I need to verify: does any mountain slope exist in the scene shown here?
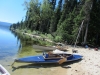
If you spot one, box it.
[0,21,12,30]
[0,21,12,26]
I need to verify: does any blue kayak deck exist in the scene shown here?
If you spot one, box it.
[17,54,82,63]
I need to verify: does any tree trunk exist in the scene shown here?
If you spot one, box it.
[83,23,88,45]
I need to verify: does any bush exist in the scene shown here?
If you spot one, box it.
[54,36,62,42]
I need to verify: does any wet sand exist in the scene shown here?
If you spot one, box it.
[10,63,68,75]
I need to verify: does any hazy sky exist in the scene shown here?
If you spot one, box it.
[0,0,27,23]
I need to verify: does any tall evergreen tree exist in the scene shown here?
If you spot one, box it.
[10,0,100,46]
[39,0,53,33]
[49,0,62,33]
[88,0,100,45]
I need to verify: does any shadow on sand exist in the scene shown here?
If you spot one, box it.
[12,59,82,72]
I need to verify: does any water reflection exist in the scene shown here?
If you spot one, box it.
[0,29,20,60]
[10,29,55,58]
[10,31,38,58]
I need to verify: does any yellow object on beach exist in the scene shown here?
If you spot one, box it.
[58,58,67,64]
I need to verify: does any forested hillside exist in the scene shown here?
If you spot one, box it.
[10,0,100,46]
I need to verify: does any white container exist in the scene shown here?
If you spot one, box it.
[0,64,10,75]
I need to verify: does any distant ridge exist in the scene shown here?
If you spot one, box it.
[0,21,12,26]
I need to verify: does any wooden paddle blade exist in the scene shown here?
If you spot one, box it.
[58,58,67,64]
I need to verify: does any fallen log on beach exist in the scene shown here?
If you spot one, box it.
[33,45,56,52]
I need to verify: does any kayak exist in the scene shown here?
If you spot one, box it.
[14,52,83,64]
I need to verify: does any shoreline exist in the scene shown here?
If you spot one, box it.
[11,29,54,43]
[10,29,100,75]
[1,46,100,75]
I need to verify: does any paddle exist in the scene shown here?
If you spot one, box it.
[11,59,17,66]
[58,57,67,64]
[11,61,15,66]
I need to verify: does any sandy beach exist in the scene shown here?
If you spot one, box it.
[66,46,100,75]
[2,46,100,75]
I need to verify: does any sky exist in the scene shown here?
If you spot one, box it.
[0,0,27,23]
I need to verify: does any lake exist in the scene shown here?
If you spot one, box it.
[0,26,19,73]
[0,24,67,75]
[0,24,39,74]
[0,27,20,62]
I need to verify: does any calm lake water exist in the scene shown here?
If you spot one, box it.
[0,25,39,73]
[0,25,67,75]
[0,27,20,62]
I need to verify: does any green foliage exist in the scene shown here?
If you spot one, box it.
[27,30,32,34]
[54,36,62,42]
[10,0,100,46]
[46,34,53,40]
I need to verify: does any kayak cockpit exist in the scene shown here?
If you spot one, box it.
[43,52,73,60]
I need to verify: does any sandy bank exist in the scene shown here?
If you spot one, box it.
[67,46,100,75]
